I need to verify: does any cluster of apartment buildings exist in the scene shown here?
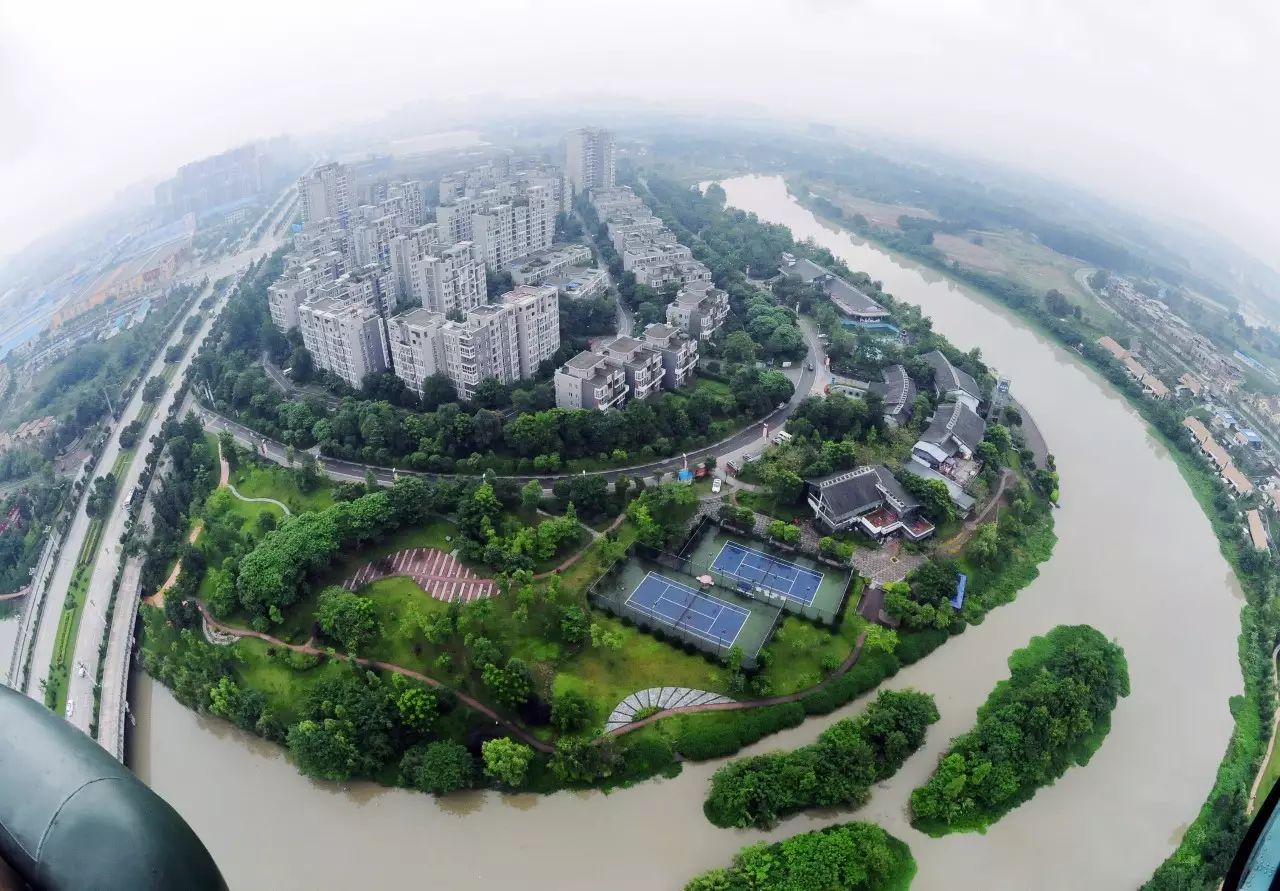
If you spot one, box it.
[554,324,699,411]
[1101,278,1243,395]
[589,185,730,339]
[267,130,621,395]
[1097,336,1171,399]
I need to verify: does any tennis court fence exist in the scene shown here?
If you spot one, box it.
[636,540,847,626]
[587,552,778,667]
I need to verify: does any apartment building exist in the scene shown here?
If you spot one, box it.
[298,297,389,389]
[600,335,665,401]
[267,277,311,331]
[666,281,729,340]
[554,351,629,410]
[641,323,699,390]
[409,241,487,316]
[565,127,616,195]
[298,163,352,226]
[385,309,447,395]
[441,304,521,401]
[471,186,556,268]
[501,285,561,377]
[506,244,593,286]
[436,196,485,245]
[386,181,424,227]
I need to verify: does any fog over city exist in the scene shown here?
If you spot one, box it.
[2,0,1277,267]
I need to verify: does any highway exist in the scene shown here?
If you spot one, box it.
[20,196,291,730]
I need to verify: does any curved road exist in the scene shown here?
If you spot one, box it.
[203,323,822,488]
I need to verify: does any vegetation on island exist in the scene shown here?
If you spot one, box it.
[683,822,916,891]
[703,689,939,829]
[909,624,1129,834]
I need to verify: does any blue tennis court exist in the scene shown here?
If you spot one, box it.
[624,572,749,647]
[711,541,825,605]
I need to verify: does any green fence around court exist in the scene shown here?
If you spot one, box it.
[588,552,781,669]
[670,518,854,626]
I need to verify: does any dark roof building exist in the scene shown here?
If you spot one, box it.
[805,465,934,541]
[870,364,917,427]
[922,350,981,410]
[913,400,987,466]
[780,255,890,322]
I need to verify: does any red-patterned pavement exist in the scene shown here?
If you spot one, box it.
[343,547,496,602]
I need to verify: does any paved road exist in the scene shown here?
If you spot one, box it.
[23,205,289,723]
[204,316,825,488]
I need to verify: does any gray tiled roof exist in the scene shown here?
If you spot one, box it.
[923,351,981,401]
[808,465,918,518]
[870,364,917,419]
[920,401,987,452]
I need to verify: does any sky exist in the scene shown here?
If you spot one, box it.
[2,0,1278,270]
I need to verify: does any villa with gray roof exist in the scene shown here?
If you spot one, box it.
[870,364,918,427]
[666,281,730,340]
[913,400,987,467]
[806,465,935,542]
[922,350,982,411]
[780,255,890,324]
[641,323,699,390]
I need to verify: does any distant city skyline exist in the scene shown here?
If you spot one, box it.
[3,0,1278,280]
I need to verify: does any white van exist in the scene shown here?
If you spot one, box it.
[773,430,793,445]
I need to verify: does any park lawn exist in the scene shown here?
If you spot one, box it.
[232,636,351,724]
[734,489,808,523]
[551,613,729,731]
[223,495,284,533]
[758,613,866,696]
[230,463,333,514]
[693,377,733,400]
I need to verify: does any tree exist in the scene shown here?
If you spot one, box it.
[399,741,475,794]
[141,375,166,403]
[965,523,1003,570]
[723,331,757,365]
[391,678,439,735]
[551,690,592,732]
[287,718,359,781]
[590,623,624,651]
[482,737,534,787]
[901,473,955,525]
[315,587,380,654]
[482,659,532,707]
[419,373,457,411]
[521,479,543,510]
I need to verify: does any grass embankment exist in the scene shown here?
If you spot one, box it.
[230,463,334,513]
[46,447,139,712]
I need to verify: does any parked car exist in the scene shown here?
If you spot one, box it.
[711,477,723,494]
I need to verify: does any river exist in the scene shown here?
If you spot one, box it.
[128,173,1243,890]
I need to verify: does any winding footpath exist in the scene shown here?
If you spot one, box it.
[196,603,555,753]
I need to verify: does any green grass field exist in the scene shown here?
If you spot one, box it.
[230,463,334,514]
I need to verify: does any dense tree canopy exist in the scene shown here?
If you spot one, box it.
[910,625,1129,832]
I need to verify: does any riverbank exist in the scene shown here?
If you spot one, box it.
[782,173,1268,887]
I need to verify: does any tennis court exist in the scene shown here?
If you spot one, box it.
[711,540,825,605]
[625,571,749,648]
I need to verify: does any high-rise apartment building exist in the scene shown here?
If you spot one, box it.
[565,128,616,196]
[441,304,521,401]
[501,285,560,377]
[297,297,389,388]
[409,241,487,316]
[471,186,556,268]
[298,163,352,226]
[386,181,425,227]
[385,308,447,395]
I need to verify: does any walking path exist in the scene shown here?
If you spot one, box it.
[532,513,626,580]
[196,603,554,753]
[940,468,1015,556]
[605,688,733,732]
[226,483,292,516]
[607,630,868,736]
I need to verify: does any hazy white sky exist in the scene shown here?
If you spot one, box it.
[2,0,1278,266]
